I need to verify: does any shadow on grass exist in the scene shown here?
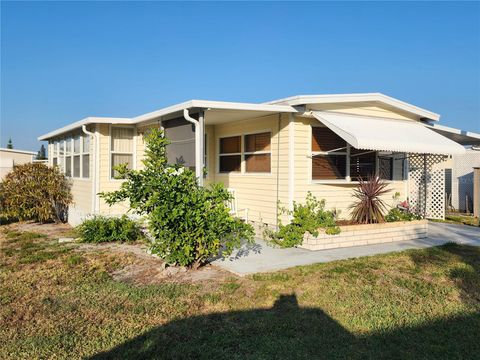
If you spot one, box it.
[90,294,480,360]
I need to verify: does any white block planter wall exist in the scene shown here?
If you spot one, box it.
[300,220,428,251]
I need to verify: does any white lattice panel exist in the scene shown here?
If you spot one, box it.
[408,155,447,220]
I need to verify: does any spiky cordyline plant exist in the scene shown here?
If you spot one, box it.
[349,175,390,224]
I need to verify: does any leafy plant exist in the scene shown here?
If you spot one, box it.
[349,175,390,224]
[76,215,144,243]
[385,208,422,222]
[265,192,340,248]
[100,128,254,267]
[0,163,72,223]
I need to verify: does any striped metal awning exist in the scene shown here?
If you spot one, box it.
[312,111,466,155]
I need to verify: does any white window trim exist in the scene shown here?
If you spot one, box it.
[58,138,64,173]
[53,134,91,181]
[217,130,273,176]
[65,137,73,178]
[81,134,90,179]
[243,130,273,174]
[109,125,136,181]
[71,135,81,179]
[217,133,242,174]
[310,125,393,184]
[51,141,58,167]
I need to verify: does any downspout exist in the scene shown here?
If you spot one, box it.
[183,109,204,185]
[288,113,295,220]
[276,114,281,226]
[82,125,97,214]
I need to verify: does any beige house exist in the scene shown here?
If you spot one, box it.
[0,148,37,180]
[38,93,480,226]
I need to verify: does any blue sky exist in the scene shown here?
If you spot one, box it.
[1,1,479,151]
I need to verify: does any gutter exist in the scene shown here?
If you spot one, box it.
[183,109,205,185]
[81,125,98,214]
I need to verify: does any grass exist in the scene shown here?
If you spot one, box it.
[1,226,479,359]
[432,213,480,227]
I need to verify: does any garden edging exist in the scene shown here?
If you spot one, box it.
[300,220,428,251]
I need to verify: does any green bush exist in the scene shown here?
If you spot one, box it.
[76,215,143,243]
[385,208,422,222]
[0,163,72,223]
[265,192,340,248]
[100,128,254,267]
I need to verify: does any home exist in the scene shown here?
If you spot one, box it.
[38,93,480,227]
[444,146,480,213]
[0,148,38,180]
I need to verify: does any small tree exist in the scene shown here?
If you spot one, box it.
[6,137,13,149]
[37,144,47,160]
[349,175,390,224]
[100,128,254,267]
[0,163,72,222]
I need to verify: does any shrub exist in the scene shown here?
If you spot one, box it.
[349,175,390,224]
[265,192,340,248]
[77,215,143,243]
[0,163,72,223]
[385,208,422,222]
[100,128,254,267]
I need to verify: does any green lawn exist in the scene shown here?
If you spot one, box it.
[1,225,479,359]
[432,214,480,227]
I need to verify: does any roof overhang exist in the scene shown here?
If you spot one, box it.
[38,101,296,141]
[422,122,480,146]
[133,100,296,125]
[0,148,37,155]
[312,111,465,155]
[267,93,440,121]
[38,117,133,141]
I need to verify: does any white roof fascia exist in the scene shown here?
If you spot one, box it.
[38,117,132,141]
[312,111,465,155]
[423,123,480,142]
[132,99,297,124]
[266,93,440,121]
[39,100,296,141]
[0,148,37,155]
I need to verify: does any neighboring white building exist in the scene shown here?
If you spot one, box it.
[446,147,480,212]
[0,148,37,180]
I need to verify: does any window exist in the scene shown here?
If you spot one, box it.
[82,135,90,178]
[59,140,65,172]
[73,136,81,177]
[65,138,72,176]
[65,138,72,177]
[244,132,271,173]
[379,156,393,180]
[111,127,134,178]
[311,127,347,180]
[219,136,241,173]
[350,148,376,181]
[52,141,58,167]
[311,126,381,181]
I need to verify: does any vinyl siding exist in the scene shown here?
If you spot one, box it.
[81,104,412,225]
[293,116,408,219]
[69,178,93,224]
[309,104,419,121]
[97,123,132,215]
[211,113,290,225]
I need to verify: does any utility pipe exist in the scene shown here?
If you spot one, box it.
[183,109,204,185]
[82,125,97,214]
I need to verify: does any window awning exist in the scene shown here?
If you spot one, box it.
[312,111,466,155]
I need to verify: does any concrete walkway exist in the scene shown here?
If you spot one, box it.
[213,222,480,276]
